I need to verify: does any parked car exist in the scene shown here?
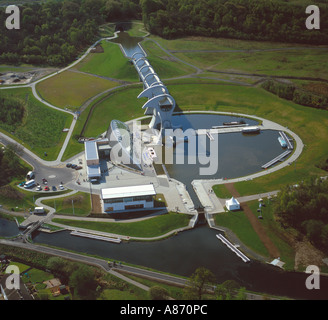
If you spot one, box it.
[52,186,57,191]
[44,186,49,191]
[36,186,42,191]
[59,184,65,190]
[71,164,77,169]
[66,163,72,168]
[75,166,82,170]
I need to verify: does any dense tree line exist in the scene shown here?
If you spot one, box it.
[274,178,328,252]
[141,0,328,44]
[0,144,27,186]
[183,267,247,300]
[261,80,328,110]
[0,0,141,66]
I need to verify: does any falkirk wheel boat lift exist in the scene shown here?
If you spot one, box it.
[106,51,182,173]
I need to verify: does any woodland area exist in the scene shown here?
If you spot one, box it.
[0,144,28,186]
[141,0,328,44]
[274,179,328,253]
[261,80,328,110]
[0,0,141,66]
[1,0,327,66]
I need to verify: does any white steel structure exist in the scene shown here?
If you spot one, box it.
[131,52,175,137]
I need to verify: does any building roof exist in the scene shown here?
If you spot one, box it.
[85,141,99,161]
[87,165,101,177]
[101,184,156,200]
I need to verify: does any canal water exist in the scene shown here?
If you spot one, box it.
[167,113,284,207]
[1,219,328,299]
[110,31,145,58]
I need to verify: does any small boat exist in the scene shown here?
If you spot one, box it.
[242,126,260,134]
[278,136,287,148]
[223,120,246,126]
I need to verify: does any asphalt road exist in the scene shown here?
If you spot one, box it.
[0,133,76,189]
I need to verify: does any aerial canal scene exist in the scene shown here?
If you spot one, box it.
[1,0,328,304]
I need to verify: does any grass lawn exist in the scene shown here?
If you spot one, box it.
[174,49,328,80]
[215,199,296,270]
[98,288,148,300]
[0,87,72,160]
[151,35,305,52]
[52,212,191,238]
[82,85,144,137]
[141,40,195,79]
[0,64,36,73]
[41,192,91,216]
[9,261,30,273]
[61,84,144,161]
[152,35,328,80]
[75,40,138,82]
[0,180,71,212]
[247,200,295,270]
[21,268,54,284]
[36,70,118,110]
[126,274,187,300]
[214,208,270,258]
[212,185,233,199]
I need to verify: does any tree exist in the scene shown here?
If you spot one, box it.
[47,257,72,282]
[149,286,170,300]
[183,267,215,300]
[214,280,245,300]
[69,265,98,299]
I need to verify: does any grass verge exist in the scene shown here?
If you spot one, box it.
[41,192,91,217]
[36,70,118,111]
[52,212,191,238]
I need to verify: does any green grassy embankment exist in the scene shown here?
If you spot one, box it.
[52,213,191,239]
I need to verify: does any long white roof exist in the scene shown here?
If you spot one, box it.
[85,141,99,161]
[87,165,101,177]
[101,184,156,200]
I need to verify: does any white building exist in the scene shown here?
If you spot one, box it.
[225,197,240,211]
[85,141,99,166]
[85,141,101,179]
[101,184,156,212]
